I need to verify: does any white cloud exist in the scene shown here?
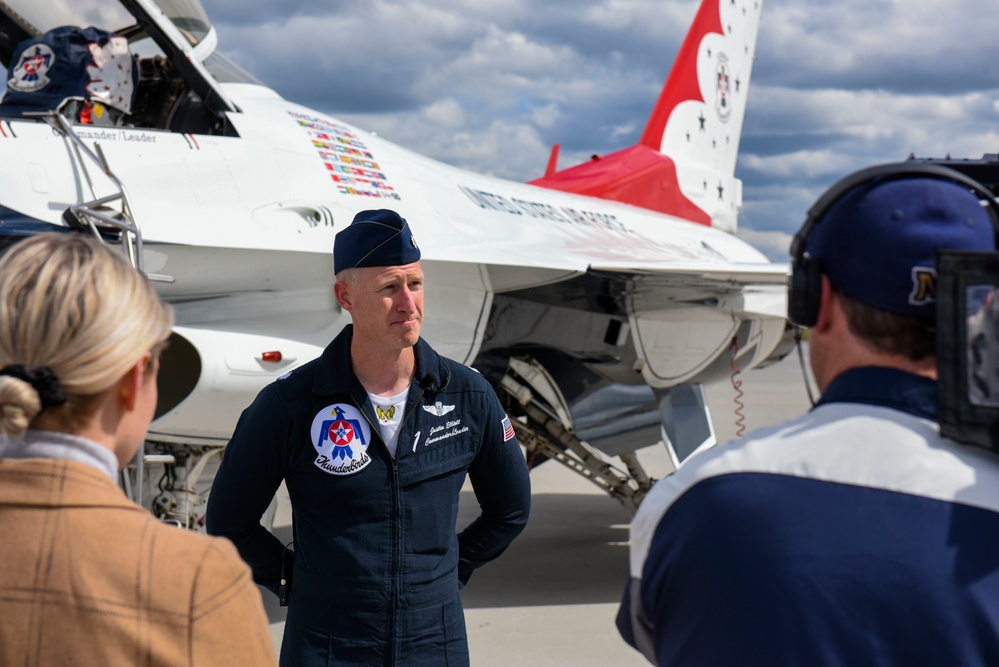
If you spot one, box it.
[740,150,854,180]
[736,228,795,262]
[421,99,466,128]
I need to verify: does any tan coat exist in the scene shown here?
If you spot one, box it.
[0,457,276,666]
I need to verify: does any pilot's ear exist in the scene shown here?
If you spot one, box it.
[334,280,352,312]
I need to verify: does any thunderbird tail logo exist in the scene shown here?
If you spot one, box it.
[423,401,455,417]
[715,54,731,123]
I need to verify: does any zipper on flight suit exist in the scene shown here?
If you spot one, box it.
[359,385,426,664]
[391,385,426,663]
[356,398,405,664]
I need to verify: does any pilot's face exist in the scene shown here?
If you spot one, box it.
[338,262,424,351]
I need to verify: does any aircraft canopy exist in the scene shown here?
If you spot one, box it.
[0,0,212,50]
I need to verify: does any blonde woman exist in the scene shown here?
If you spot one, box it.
[0,234,275,666]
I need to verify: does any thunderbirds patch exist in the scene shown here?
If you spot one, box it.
[9,44,55,93]
[310,403,372,476]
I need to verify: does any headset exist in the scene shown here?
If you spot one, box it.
[787,162,999,327]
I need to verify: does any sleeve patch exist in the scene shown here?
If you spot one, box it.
[502,415,516,442]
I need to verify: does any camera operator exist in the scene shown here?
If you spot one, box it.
[617,164,999,666]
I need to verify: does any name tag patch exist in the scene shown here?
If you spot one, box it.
[425,419,469,446]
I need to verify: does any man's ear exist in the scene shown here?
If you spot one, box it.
[334,280,352,313]
[813,275,837,333]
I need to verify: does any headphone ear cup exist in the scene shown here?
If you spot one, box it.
[788,254,822,327]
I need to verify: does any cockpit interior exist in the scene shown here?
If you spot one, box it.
[0,0,252,135]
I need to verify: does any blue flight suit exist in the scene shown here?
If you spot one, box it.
[207,325,531,666]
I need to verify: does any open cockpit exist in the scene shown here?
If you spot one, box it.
[0,0,252,135]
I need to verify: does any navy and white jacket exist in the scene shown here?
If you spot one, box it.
[618,367,999,666]
[207,325,531,666]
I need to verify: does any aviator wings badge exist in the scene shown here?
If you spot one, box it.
[422,401,455,417]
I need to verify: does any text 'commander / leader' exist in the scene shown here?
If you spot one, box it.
[207,208,531,666]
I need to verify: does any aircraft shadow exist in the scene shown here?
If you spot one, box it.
[458,489,634,610]
[257,489,634,624]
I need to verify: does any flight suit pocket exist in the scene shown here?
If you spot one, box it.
[399,594,469,666]
[400,448,474,557]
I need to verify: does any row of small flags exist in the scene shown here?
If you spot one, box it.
[290,111,400,201]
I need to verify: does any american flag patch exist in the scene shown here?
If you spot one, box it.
[502,415,515,442]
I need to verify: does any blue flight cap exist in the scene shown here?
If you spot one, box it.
[807,177,996,320]
[333,209,420,274]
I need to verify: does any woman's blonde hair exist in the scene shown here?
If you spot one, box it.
[0,233,174,436]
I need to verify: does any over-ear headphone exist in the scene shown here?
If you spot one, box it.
[788,162,999,327]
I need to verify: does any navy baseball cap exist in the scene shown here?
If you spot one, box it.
[807,176,996,319]
[333,209,420,274]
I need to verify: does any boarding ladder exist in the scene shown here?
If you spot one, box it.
[500,356,654,512]
[41,108,177,515]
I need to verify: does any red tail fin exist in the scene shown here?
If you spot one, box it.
[529,0,762,232]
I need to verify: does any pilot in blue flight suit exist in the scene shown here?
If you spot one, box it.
[207,209,531,666]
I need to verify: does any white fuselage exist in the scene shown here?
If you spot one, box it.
[0,82,786,443]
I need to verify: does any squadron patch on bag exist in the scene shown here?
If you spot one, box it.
[9,44,56,93]
[310,403,372,476]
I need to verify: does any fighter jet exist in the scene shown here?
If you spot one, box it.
[0,0,789,524]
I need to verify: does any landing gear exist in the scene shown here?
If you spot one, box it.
[499,356,654,512]
[120,440,277,531]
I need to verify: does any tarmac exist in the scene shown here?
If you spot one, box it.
[257,346,816,665]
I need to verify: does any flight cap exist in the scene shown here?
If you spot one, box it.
[333,209,420,274]
[807,177,995,320]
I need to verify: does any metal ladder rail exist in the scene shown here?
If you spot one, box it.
[42,111,145,270]
[40,110,174,509]
[501,372,653,511]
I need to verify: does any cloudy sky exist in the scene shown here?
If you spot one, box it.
[199,0,999,261]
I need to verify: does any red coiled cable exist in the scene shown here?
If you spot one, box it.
[730,336,746,438]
